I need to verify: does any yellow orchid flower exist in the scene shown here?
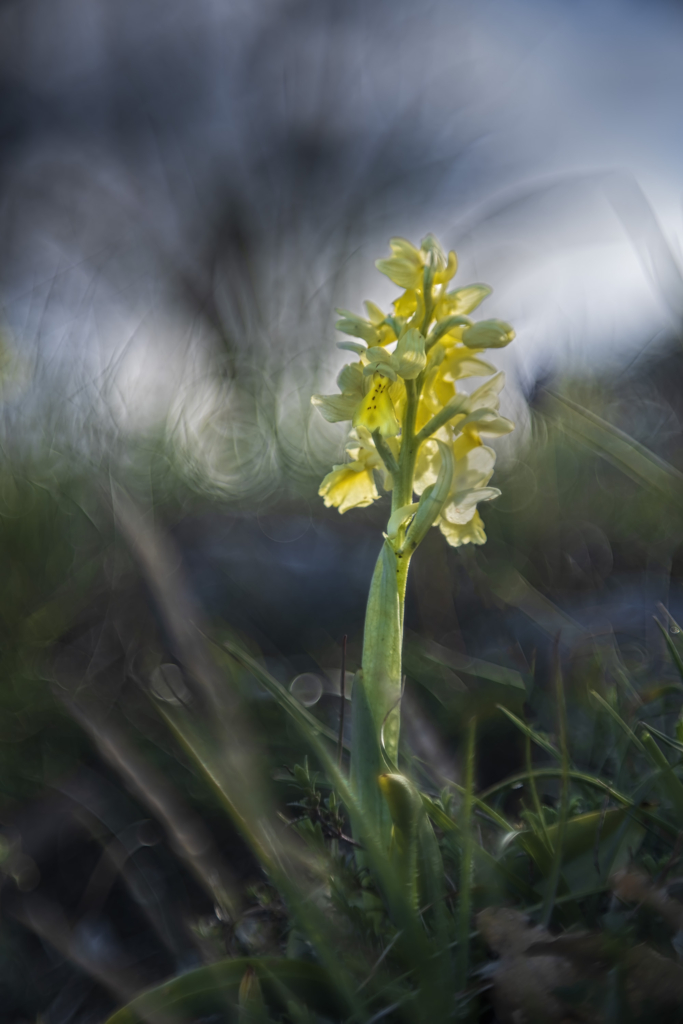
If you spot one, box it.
[376,236,457,292]
[319,455,380,514]
[434,283,492,319]
[313,233,514,527]
[393,289,418,318]
[335,303,398,350]
[310,232,516,825]
[311,360,365,423]
[319,427,395,513]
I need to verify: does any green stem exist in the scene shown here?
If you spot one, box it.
[352,275,433,845]
[393,379,419,512]
[351,541,403,845]
[414,397,472,447]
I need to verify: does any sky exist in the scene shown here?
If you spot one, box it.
[1,0,683,460]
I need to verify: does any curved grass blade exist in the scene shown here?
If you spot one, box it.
[495,705,561,761]
[589,690,645,754]
[433,779,517,834]
[104,957,344,1024]
[479,767,678,839]
[219,636,343,748]
[507,808,645,890]
[525,733,552,856]
[421,795,539,902]
[479,768,630,807]
[543,390,683,505]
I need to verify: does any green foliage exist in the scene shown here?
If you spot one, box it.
[0,464,102,805]
[10,314,683,1021]
[101,387,683,1023]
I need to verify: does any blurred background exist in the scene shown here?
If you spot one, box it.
[3,0,683,1020]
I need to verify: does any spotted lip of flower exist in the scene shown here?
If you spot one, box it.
[352,374,400,437]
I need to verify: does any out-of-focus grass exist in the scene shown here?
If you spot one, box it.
[0,463,102,807]
[5,326,683,1021]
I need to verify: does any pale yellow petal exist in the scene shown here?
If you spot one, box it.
[394,328,426,380]
[442,349,497,381]
[439,510,487,547]
[442,486,501,525]
[436,285,492,318]
[311,392,359,423]
[336,361,365,395]
[319,462,379,513]
[393,290,418,317]
[433,250,457,285]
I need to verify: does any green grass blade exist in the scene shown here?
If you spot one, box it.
[525,732,552,855]
[436,779,514,834]
[644,723,683,755]
[479,766,678,839]
[221,631,440,1017]
[542,660,570,927]
[103,957,344,1024]
[422,795,539,902]
[508,807,645,894]
[495,705,561,761]
[220,638,401,893]
[404,632,527,691]
[589,690,645,753]
[155,704,366,1018]
[543,390,683,503]
[640,729,683,823]
[655,616,683,685]
[220,636,342,747]
[455,717,476,997]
